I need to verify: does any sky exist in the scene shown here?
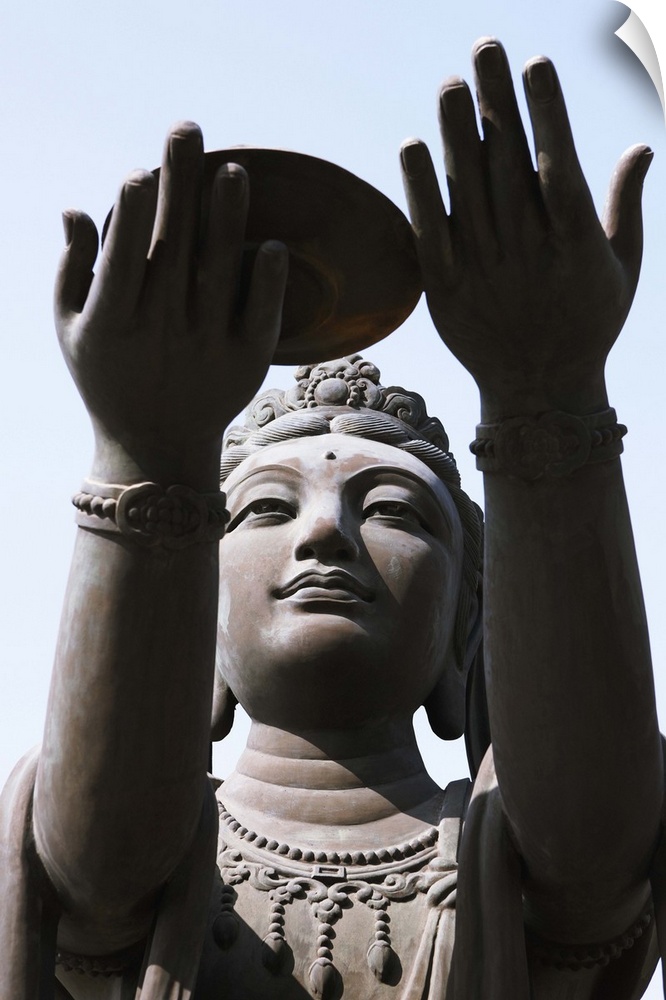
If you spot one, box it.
[1,0,665,993]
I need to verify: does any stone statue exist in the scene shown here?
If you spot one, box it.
[1,37,664,1000]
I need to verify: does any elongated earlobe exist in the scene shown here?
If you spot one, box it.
[464,644,491,779]
[424,663,467,740]
[424,576,484,746]
[211,670,238,741]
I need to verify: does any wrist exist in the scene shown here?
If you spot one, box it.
[90,432,223,493]
[478,375,609,425]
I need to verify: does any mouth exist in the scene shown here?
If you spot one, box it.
[275,570,375,603]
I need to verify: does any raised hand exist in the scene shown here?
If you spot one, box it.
[400,39,652,421]
[55,122,288,488]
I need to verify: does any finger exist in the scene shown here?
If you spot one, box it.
[82,170,157,331]
[472,38,542,247]
[240,240,288,362]
[437,76,497,267]
[150,121,204,317]
[198,163,249,330]
[400,138,456,289]
[602,144,652,290]
[523,57,598,237]
[54,210,98,329]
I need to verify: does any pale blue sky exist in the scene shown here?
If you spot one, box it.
[1,1,664,992]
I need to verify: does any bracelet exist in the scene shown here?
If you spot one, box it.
[72,480,229,548]
[527,909,652,971]
[56,942,144,977]
[469,408,627,480]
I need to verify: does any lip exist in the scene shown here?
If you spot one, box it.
[275,570,375,603]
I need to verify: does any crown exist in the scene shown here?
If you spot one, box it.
[225,355,451,455]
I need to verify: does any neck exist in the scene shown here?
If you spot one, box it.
[221,720,445,850]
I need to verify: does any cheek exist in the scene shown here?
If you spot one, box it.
[216,554,276,713]
[366,532,460,662]
[217,535,280,656]
[366,531,456,605]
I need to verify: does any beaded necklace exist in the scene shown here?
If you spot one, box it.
[213,791,467,1000]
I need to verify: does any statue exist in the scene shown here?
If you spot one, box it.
[1,37,663,1000]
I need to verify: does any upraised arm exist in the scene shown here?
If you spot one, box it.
[33,122,287,954]
[401,39,663,941]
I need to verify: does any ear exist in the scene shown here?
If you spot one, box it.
[424,574,483,741]
[211,669,238,741]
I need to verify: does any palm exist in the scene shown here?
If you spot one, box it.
[55,122,288,482]
[400,40,651,417]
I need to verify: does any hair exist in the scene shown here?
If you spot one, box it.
[220,357,483,670]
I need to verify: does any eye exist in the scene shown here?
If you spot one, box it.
[363,500,427,530]
[227,498,296,531]
[249,499,291,516]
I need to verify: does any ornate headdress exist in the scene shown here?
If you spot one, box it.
[223,356,461,484]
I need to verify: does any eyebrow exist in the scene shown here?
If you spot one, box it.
[350,466,442,497]
[225,460,449,512]
[225,464,306,498]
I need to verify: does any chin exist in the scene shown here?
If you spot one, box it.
[219,611,443,731]
[229,650,428,733]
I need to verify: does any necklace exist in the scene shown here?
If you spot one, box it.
[218,803,439,873]
[213,799,457,1000]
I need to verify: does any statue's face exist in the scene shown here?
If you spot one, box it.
[218,433,464,730]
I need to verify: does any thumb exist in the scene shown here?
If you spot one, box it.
[54,210,99,330]
[602,144,653,291]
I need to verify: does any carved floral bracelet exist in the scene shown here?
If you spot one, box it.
[469,408,627,480]
[72,480,229,548]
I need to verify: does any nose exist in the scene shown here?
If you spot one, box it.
[293,500,359,563]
